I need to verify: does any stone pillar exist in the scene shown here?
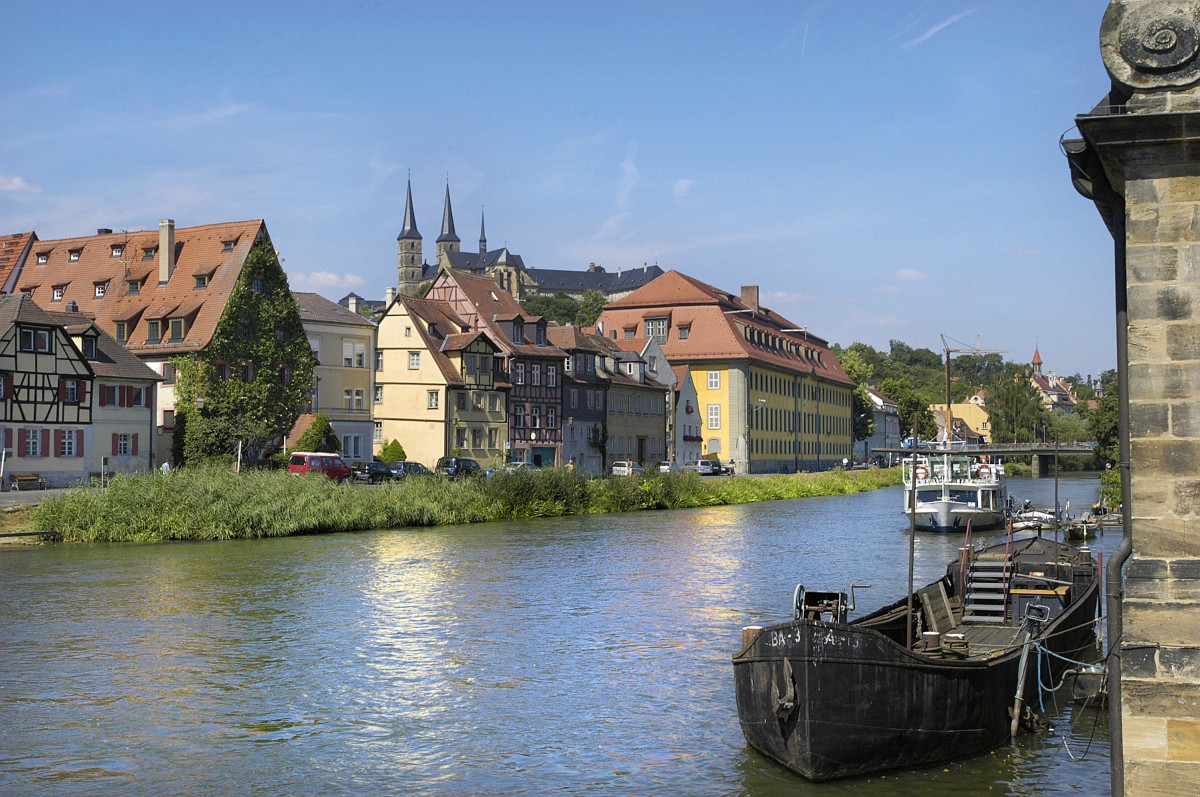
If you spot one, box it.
[1071,3,1200,793]
[1030,453,1043,479]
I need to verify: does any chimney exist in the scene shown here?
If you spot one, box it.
[588,262,596,272]
[66,301,78,312]
[740,285,759,313]
[347,295,359,314]
[158,219,175,285]
[97,228,112,235]
[385,286,396,305]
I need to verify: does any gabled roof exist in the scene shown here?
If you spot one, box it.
[11,220,266,357]
[40,309,161,382]
[444,247,528,272]
[0,291,60,332]
[394,293,497,386]
[294,291,376,328]
[433,268,566,359]
[597,270,853,387]
[528,263,664,295]
[0,232,35,293]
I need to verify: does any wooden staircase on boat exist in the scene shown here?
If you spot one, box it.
[963,553,1012,625]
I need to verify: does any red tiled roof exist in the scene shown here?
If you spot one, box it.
[430,268,565,360]
[13,220,266,357]
[596,270,854,387]
[0,232,35,293]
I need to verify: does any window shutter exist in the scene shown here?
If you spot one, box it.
[119,385,128,407]
[75,430,84,457]
[112,433,119,456]
[54,430,63,457]
[79,381,88,403]
[132,434,139,456]
[16,429,24,458]
[3,428,11,451]
[40,429,49,457]
[58,379,66,402]
[99,384,108,407]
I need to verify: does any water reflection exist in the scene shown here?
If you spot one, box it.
[0,476,1113,796]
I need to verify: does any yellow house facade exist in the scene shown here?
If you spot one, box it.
[930,402,991,443]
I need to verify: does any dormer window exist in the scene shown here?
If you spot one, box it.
[68,249,81,262]
[221,239,236,253]
[94,281,109,298]
[535,325,546,346]
[52,286,66,302]
[110,244,124,258]
[678,325,690,340]
[82,337,98,360]
[513,320,524,345]
[142,247,155,261]
[127,278,142,295]
[195,274,209,289]
[36,252,49,265]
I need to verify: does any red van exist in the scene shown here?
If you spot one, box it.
[286,452,352,483]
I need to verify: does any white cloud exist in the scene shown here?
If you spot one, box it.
[902,9,978,51]
[767,290,806,304]
[160,102,251,130]
[289,270,366,292]
[895,268,927,281]
[674,178,696,200]
[0,175,43,193]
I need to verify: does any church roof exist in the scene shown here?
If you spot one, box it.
[529,263,664,295]
[398,179,421,241]
[437,184,459,244]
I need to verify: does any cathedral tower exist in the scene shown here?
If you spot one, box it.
[397,178,423,297]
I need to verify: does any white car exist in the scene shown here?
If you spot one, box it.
[689,459,721,475]
[657,461,681,473]
[611,461,645,476]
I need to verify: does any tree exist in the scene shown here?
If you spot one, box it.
[379,439,407,462]
[172,238,317,465]
[879,378,936,439]
[851,385,875,443]
[839,348,873,385]
[987,369,1047,443]
[576,290,607,328]
[521,293,580,325]
[1089,388,1119,465]
[293,413,339,453]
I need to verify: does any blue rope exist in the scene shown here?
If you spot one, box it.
[1036,643,1102,670]
[1037,646,1045,711]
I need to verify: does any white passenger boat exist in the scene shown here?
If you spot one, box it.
[902,450,1008,532]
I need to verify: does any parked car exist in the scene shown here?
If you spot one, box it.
[687,459,722,476]
[351,461,395,484]
[435,456,483,480]
[658,461,681,473]
[611,460,645,476]
[287,452,352,483]
[387,460,433,479]
[504,461,539,473]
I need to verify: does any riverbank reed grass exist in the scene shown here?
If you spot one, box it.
[33,465,902,543]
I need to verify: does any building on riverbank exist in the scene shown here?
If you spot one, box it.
[0,295,159,487]
[595,272,855,474]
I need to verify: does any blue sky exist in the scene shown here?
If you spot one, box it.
[3,1,1116,379]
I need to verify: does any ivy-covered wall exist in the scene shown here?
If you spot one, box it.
[172,235,316,464]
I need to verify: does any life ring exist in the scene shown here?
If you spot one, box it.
[914,465,928,480]
[978,465,991,479]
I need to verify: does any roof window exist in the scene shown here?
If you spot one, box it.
[142,247,155,261]
[68,249,81,262]
[36,252,49,265]
[110,244,124,258]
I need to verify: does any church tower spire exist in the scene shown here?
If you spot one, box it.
[397,176,424,296]
[479,207,487,254]
[436,180,461,268]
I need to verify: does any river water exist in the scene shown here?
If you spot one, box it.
[0,475,1115,796]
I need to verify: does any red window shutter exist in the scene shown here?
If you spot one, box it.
[4,374,11,396]
[132,433,139,456]
[40,429,49,458]
[75,430,84,457]
[54,429,63,457]
[112,433,119,456]
[119,385,127,407]
[98,384,108,407]
[3,428,11,451]
[79,381,88,403]
[58,379,66,402]
[16,429,24,458]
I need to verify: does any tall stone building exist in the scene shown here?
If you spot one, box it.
[1065,1,1200,793]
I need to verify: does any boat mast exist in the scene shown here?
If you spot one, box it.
[906,421,919,649]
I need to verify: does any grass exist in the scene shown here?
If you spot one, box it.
[27,465,904,544]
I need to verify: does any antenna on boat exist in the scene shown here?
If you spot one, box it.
[938,334,1004,449]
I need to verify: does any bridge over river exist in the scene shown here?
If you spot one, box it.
[872,442,1099,478]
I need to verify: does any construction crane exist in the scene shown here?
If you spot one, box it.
[939,334,1005,446]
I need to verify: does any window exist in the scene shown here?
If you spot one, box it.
[252,277,265,294]
[456,392,467,410]
[101,385,118,406]
[375,350,383,371]
[570,389,578,409]
[548,365,557,388]
[195,275,209,289]
[36,252,48,264]
[127,279,141,295]
[355,343,366,368]
[645,318,667,344]
[163,409,175,429]
[531,406,541,428]
[374,386,383,403]
[19,329,52,353]
[489,393,499,411]
[147,320,161,343]
[344,389,354,409]
[94,282,108,298]
[531,364,541,386]
[548,408,556,428]
[116,433,131,456]
[465,354,476,374]
[678,325,690,340]
[162,363,176,384]
[82,337,97,360]
[535,325,546,346]
[169,318,185,341]
[514,405,525,428]
[115,322,127,343]
[488,427,498,447]
[708,404,721,429]
[595,391,604,411]
[585,390,593,410]
[624,327,635,339]
[25,428,41,457]
[111,245,123,258]
[427,390,439,409]
[514,363,525,384]
[513,321,524,344]
[409,352,421,370]
[405,326,412,337]
[64,381,78,404]
[68,249,81,262]
[130,386,145,407]
[355,390,365,410]
[142,247,155,261]
[456,427,467,447]
[52,286,65,302]
[480,355,491,374]
[373,422,383,442]
[708,370,720,390]
[471,428,482,448]
[648,355,657,372]
[222,240,236,253]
